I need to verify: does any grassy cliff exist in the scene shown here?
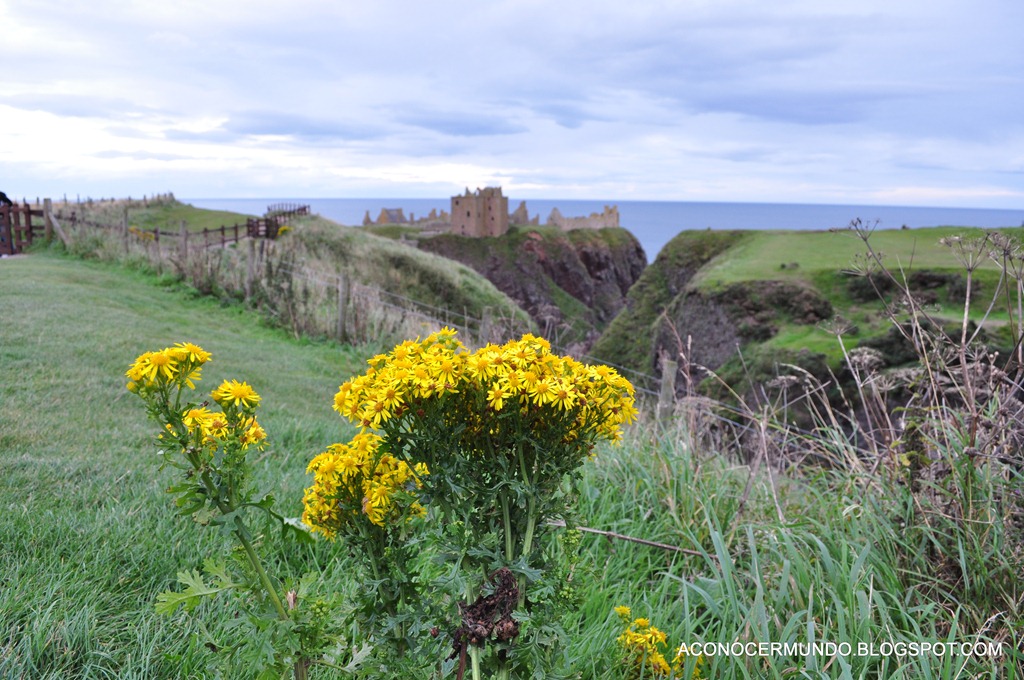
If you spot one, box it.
[592,225,1024,386]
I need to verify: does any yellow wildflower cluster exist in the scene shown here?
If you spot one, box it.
[331,328,637,440]
[126,341,210,392]
[614,606,703,679]
[125,343,266,453]
[181,406,267,451]
[302,431,428,537]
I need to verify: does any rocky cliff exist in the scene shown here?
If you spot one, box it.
[419,226,646,351]
[590,230,833,380]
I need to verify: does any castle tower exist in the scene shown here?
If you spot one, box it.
[451,187,509,237]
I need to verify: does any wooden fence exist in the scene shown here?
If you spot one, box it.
[53,210,294,250]
[266,203,310,223]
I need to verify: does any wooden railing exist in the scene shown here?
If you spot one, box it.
[266,203,310,218]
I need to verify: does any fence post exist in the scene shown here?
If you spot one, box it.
[122,206,129,254]
[153,225,161,274]
[19,203,31,251]
[657,358,678,422]
[337,274,350,342]
[246,237,256,302]
[43,198,53,242]
[179,221,188,262]
[481,306,493,344]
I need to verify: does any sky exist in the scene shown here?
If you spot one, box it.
[1,0,1022,207]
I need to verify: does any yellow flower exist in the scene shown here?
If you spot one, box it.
[241,418,267,448]
[529,378,556,406]
[212,379,261,408]
[126,348,180,385]
[551,381,577,410]
[502,370,525,395]
[379,384,404,411]
[486,384,508,411]
[174,342,211,364]
[183,407,214,430]
[360,400,390,428]
[466,353,494,380]
[434,356,459,386]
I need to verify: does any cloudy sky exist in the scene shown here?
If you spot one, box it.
[1,0,1022,206]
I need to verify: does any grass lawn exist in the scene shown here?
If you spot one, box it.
[0,253,365,678]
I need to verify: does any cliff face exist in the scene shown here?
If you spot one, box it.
[590,230,832,377]
[418,226,646,351]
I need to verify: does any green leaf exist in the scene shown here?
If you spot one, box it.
[280,516,315,544]
[154,567,239,615]
[192,506,218,526]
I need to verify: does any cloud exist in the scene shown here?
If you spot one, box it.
[0,0,1020,207]
[92,150,191,162]
[223,111,385,142]
[395,110,528,137]
[690,89,882,126]
[0,93,144,120]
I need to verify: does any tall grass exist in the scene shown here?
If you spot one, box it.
[572,421,1019,677]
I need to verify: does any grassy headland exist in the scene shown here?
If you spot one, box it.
[593,224,1024,386]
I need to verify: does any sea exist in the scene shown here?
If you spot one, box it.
[185,198,1024,263]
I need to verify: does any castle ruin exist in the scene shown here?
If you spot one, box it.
[361,187,619,237]
[545,205,619,231]
[364,208,408,226]
[451,187,509,237]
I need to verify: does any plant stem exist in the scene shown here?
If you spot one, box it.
[464,581,482,680]
[519,498,537,610]
[515,443,539,609]
[501,493,514,562]
[233,517,289,621]
[198,469,304,679]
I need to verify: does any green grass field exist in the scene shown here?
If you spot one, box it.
[2,253,1019,678]
[0,254,366,678]
[693,226,1024,287]
[75,198,260,235]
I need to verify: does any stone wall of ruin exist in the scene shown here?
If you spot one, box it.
[546,205,619,231]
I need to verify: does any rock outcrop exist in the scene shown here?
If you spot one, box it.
[419,226,646,351]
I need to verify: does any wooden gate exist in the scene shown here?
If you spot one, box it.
[0,202,46,256]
